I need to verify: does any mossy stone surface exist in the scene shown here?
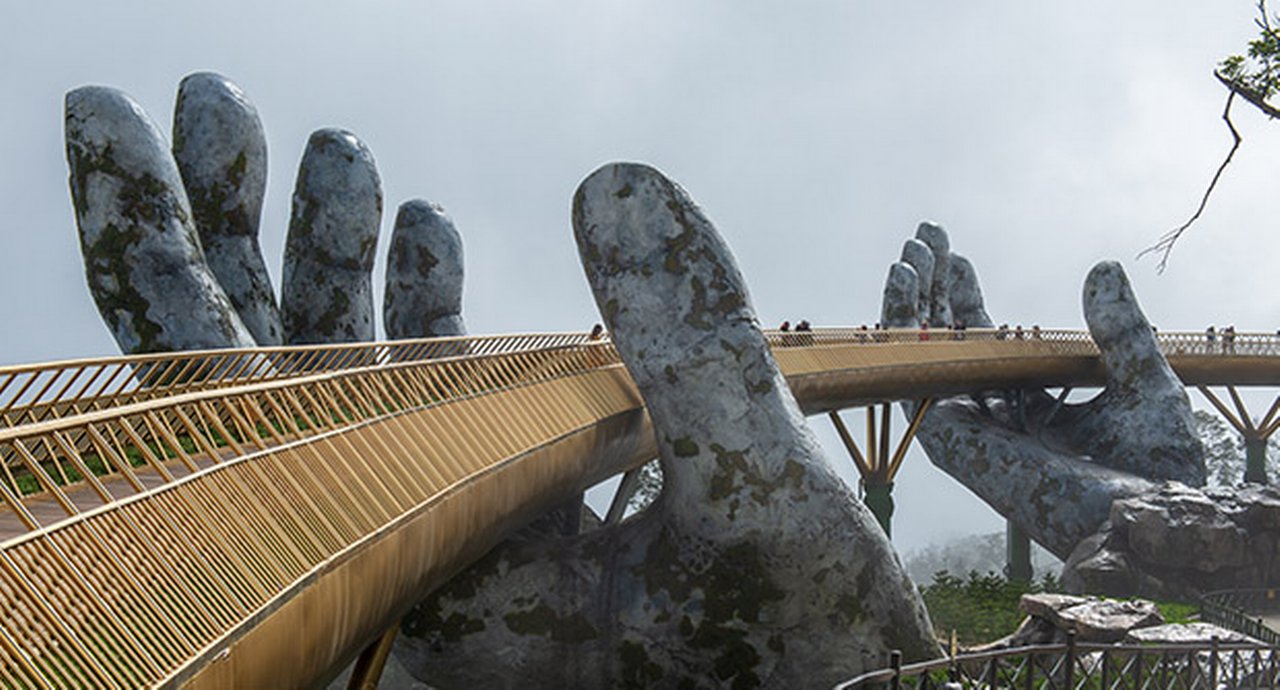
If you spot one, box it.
[66,85,254,354]
[173,71,281,346]
[281,128,381,345]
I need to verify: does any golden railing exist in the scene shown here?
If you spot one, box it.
[3,328,1274,431]
[0,327,1276,687]
[0,333,594,431]
[0,337,633,688]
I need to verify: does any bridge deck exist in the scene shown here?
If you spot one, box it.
[0,329,1274,688]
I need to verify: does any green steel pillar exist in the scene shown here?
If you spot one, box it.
[863,482,894,538]
[1245,435,1269,484]
[1006,520,1032,583]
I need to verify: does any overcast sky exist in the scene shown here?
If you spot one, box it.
[1,1,1276,554]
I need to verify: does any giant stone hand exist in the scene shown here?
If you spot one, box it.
[880,222,1209,586]
[394,163,938,687]
[66,74,462,353]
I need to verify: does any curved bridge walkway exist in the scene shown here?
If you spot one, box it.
[0,329,1276,688]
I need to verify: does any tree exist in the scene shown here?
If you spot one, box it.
[1142,0,1280,271]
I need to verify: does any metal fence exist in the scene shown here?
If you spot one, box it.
[1201,589,1280,646]
[835,634,1280,689]
[7,327,1276,432]
[0,332,597,430]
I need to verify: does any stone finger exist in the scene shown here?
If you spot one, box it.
[280,128,382,344]
[173,72,282,345]
[66,85,254,354]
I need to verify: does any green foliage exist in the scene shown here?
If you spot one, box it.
[1194,409,1280,487]
[921,570,1059,646]
[1220,1,1280,101]
[922,569,1200,648]
[1152,599,1198,624]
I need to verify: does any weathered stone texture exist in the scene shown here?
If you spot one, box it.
[173,72,281,345]
[1063,483,1280,597]
[66,85,254,353]
[281,128,382,344]
[881,262,919,329]
[384,199,466,339]
[915,221,952,327]
[899,239,933,324]
[396,162,938,687]
[879,231,1203,564]
[1056,262,1206,486]
[948,253,991,329]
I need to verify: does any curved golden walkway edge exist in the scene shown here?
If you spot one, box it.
[0,329,1274,688]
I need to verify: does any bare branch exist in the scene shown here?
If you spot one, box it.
[1138,90,1242,273]
[1142,1,1280,272]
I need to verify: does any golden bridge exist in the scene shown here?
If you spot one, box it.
[0,328,1276,689]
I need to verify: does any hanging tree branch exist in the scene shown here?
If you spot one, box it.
[1138,90,1242,273]
[1140,0,1280,272]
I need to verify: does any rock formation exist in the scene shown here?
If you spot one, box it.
[395,163,939,687]
[995,593,1253,647]
[66,85,255,354]
[384,200,466,339]
[281,128,382,344]
[1064,482,1280,597]
[173,72,282,345]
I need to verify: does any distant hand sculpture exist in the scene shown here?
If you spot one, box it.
[65,72,464,354]
[879,223,1205,562]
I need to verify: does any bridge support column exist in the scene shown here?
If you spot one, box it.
[605,465,646,524]
[862,482,894,537]
[1005,521,1032,583]
[828,399,932,539]
[1246,436,1269,485]
[1199,386,1279,485]
[347,627,397,690]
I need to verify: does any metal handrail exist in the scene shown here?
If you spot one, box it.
[835,635,1280,688]
[1201,589,1280,646]
[4,326,1280,512]
[5,327,1276,431]
[0,332,595,430]
[0,332,639,687]
[0,327,1274,687]
[0,337,621,538]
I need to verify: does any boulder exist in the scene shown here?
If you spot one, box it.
[1113,483,1246,571]
[1125,622,1258,645]
[1049,599,1163,643]
[1064,483,1280,597]
[1018,593,1090,620]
